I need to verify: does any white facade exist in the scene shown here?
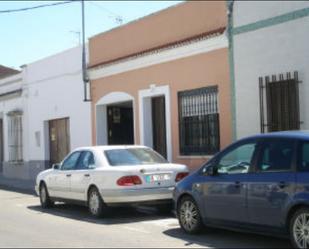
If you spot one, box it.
[2,46,92,180]
[0,73,25,161]
[233,1,309,139]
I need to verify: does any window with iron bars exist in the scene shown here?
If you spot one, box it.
[178,86,220,155]
[259,71,301,133]
[7,110,23,162]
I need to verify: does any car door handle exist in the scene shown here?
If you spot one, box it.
[66,174,71,177]
[278,181,286,189]
[84,174,90,177]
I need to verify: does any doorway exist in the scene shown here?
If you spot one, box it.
[49,118,70,165]
[139,85,172,162]
[107,101,134,145]
[0,119,3,172]
[152,96,167,158]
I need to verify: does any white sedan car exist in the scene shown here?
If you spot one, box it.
[35,145,189,217]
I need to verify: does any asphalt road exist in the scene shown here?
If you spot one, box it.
[0,188,292,248]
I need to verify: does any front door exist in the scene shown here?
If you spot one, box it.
[107,105,134,145]
[247,138,296,227]
[152,96,167,159]
[201,140,258,224]
[49,151,81,199]
[70,151,95,201]
[49,118,70,166]
[0,119,3,172]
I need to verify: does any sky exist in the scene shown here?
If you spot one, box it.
[0,1,183,70]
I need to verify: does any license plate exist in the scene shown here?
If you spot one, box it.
[145,174,171,183]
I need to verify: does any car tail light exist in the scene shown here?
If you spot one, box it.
[117,175,142,186]
[175,172,189,182]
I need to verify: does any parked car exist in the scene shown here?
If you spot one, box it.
[174,131,309,249]
[35,145,188,217]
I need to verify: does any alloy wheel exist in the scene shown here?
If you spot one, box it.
[89,191,100,215]
[179,199,200,232]
[40,185,47,204]
[293,213,309,248]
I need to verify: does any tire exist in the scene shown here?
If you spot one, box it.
[88,187,107,218]
[39,183,54,209]
[177,196,203,234]
[290,207,309,249]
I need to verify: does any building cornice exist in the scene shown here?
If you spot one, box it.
[89,29,228,80]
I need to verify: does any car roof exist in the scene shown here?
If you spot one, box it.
[73,145,148,152]
[241,130,309,141]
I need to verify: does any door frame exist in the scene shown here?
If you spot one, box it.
[138,85,172,162]
[48,117,70,165]
[95,92,135,145]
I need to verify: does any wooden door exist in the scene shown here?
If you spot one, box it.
[152,96,167,159]
[49,118,70,165]
[0,119,3,172]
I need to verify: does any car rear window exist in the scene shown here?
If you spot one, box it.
[104,148,167,166]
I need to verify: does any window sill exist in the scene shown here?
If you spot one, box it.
[8,161,24,166]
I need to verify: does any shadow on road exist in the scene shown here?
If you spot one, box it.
[163,227,292,248]
[27,202,292,248]
[27,203,173,225]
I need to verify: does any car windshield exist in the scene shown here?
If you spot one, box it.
[104,148,168,166]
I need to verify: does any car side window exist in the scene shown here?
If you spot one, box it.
[257,139,294,172]
[297,141,309,172]
[217,142,257,174]
[61,151,82,170]
[75,151,95,170]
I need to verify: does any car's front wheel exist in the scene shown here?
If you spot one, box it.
[39,183,54,208]
[290,207,309,249]
[88,187,107,217]
[177,195,203,234]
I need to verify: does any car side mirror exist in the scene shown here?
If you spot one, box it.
[203,165,217,176]
[52,164,60,170]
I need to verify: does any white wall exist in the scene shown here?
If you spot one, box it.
[23,46,92,161]
[0,74,27,162]
[234,1,309,27]
[233,3,309,139]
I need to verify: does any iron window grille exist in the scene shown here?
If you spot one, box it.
[7,110,23,162]
[259,71,301,133]
[178,86,220,155]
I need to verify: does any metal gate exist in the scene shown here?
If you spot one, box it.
[259,71,301,133]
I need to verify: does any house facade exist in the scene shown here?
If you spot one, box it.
[88,1,232,171]
[2,46,92,180]
[231,1,309,139]
[0,72,25,175]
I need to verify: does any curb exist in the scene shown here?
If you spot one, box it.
[0,184,36,196]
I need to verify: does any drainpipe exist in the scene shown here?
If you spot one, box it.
[227,0,236,141]
[81,0,91,102]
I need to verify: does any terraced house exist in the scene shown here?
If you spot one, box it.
[230,1,309,139]
[0,47,92,180]
[88,1,232,171]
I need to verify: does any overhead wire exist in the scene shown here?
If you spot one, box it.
[88,1,124,24]
[0,1,75,14]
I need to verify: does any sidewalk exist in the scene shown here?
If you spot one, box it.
[0,172,36,195]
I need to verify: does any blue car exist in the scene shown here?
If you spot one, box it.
[174,131,309,249]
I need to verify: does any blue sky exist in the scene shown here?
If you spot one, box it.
[0,1,182,70]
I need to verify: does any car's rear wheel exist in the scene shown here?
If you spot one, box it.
[88,187,107,217]
[177,196,203,234]
[39,183,54,208]
[290,207,309,249]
